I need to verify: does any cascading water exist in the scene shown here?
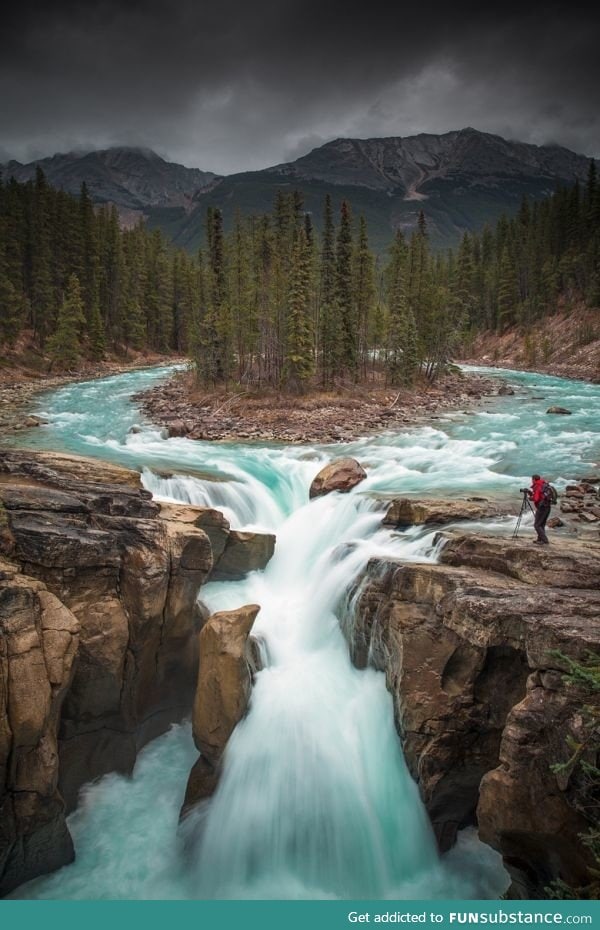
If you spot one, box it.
[9,364,600,900]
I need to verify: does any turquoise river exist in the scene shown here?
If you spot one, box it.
[5,364,600,900]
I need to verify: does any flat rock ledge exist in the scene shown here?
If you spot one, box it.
[349,531,600,898]
[383,497,508,526]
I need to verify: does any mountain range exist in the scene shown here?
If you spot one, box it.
[3,129,596,251]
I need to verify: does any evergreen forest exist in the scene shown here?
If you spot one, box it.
[1,163,598,389]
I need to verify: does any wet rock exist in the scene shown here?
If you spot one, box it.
[497,384,515,395]
[159,502,230,564]
[183,605,260,815]
[547,406,572,415]
[167,419,189,437]
[192,604,259,764]
[350,533,600,897]
[440,533,599,588]
[0,450,140,488]
[0,563,79,896]
[547,517,565,528]
[211,530,275,580]
[383,497,506,527]
[309,457,367,498]
[0,450,214,819]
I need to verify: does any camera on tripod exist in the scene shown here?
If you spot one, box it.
[519,487,529,494]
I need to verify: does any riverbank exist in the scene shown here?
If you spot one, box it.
[461,305,600,383]
[135,368,500,443]
[0,354,185,436]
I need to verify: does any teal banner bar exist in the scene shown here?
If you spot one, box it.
[2,901,599,930]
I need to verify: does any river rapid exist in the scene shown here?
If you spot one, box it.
[8,364,600,900]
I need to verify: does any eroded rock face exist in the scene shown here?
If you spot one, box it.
[309,458,367,498]
[350,532,600,896]
[183,604,260,815]
[383,497,507,527]
[0,452,213,816]
[0,559,79,896]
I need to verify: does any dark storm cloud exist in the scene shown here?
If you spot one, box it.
[1,1,599,172]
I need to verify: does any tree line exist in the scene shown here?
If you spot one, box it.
[0,169,200,367]
[442,161,600,338]
[1,163,597,386]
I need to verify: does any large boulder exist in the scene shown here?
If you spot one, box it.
[547,406,572,415]
[211,530,275,580]
[192,604,259,765]
[309,457,367,499]
[350,533,600,896]
[183,604,260,815]
[0,560,79,896]
[383,497,506,527]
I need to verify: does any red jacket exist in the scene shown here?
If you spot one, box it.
[530,477,546,506]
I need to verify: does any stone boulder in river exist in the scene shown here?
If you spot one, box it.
[547,406,572,415]
[182,604,260,815]
[309,457,367,499]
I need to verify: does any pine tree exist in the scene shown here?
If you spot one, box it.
[88,298,106,360]
[335,200,357,378]
[385,231,413,385]
[47,274,85,369]
[284,228,314,392]
[319,194,338,385]
[0,274,24,345]
[354,216,376,379]
[497,247,520,329]
[30,168,55,346]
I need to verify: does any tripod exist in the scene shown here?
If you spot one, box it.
[513,490,535,539]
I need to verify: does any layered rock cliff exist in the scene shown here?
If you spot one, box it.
[0,450,274,895]
[350,519,600,898]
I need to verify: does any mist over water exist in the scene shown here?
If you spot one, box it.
[11,364,600,899]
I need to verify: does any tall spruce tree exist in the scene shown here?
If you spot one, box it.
[335,200,357,379]
[47,274,85,369]
[319,194,338,385]
[284,228,314,392]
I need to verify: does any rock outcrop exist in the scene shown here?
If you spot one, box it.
[182,605,260,815]
[382,497,507,527]
[211,530,276,580]
[0,451,222,893]
[350,530,600,897]
[309,458,367,498]
[0,558,79,896]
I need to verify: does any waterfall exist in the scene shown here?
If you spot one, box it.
[19,359,600,900]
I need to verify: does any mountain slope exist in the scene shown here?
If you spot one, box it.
[3,130,596,251]
[167,129,596,252]
[2,147,219,213]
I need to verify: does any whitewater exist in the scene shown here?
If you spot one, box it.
[9,364,600,900]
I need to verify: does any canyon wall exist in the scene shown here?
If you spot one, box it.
[350,515,600,897]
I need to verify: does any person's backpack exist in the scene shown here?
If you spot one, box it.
[542,481,558,505]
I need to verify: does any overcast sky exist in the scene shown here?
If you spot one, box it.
[2,1,599,173]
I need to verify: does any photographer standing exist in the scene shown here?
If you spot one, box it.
[527,474,553,544]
